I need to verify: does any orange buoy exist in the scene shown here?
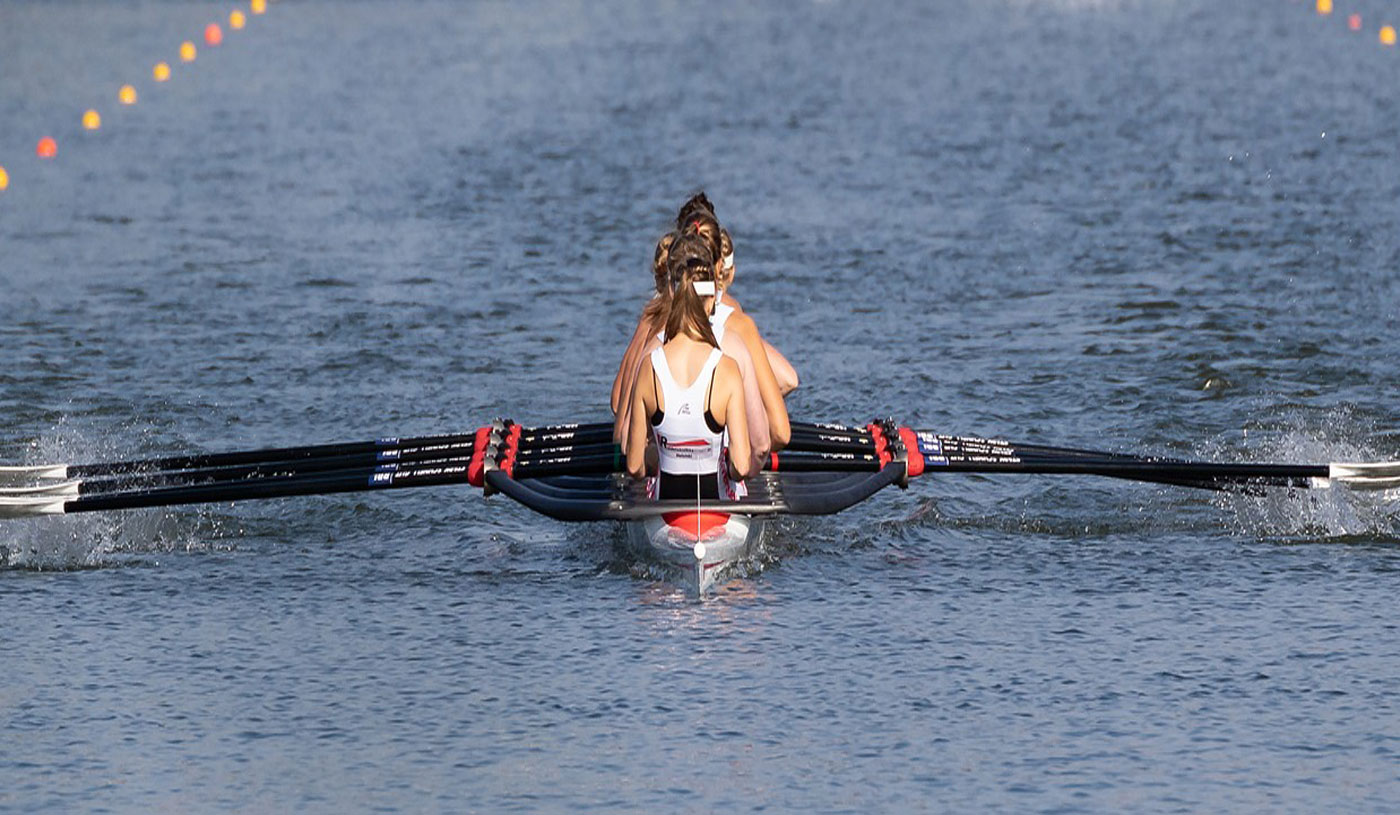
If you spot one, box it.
[37,137,57,159]
[119,84,138,105]
[251,0,266,14]
[154,62,171,82]
[1348,14,1362,31]
[0,166,9,191]
[230,10,246,29]
[205,23,223,46]
[1383,25,1397,45]
[82,110,102,130]
[180,41,197,62]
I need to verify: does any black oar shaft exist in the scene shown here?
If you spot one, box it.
[64,458,478,514]
[67,433,473,478]
[930,459,1327,482]
[73,446,479,496]
[64,422,615,479]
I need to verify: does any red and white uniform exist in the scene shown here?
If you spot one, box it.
[655,300,769,471]
[648,346,740,500]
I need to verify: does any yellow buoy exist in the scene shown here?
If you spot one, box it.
[180,41,197,62]
[0,166,9,191]
[1382,25,1397,45]
[119,84,138,105]
[154,62,171,82]
[251,0,266,15]
[83,110,102,130]
[1316,0,1332,15]
[230,10,246,29]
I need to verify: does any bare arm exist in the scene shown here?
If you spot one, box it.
[714,357,752,480]
[730,313,790,450]
[762,338,799,396]
[624,358,655,481]
[613,328,663,446]
[611,315,654,415]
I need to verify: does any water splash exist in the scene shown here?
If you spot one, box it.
[1202,409,1400,542]
[0,420,220,570]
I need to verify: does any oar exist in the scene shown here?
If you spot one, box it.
[0,454,484,519]
[0,421,615,485]
[791,423,1400,491]
[0,434,627,503]
[0,422,616,484]
[908,431,1400,491]
[0,442,479,500]
[0,441,630,521]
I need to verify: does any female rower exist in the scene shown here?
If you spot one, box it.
[611,228,784,474]
[610,233,678,422]
[625,234,752,499]
[674,194,800,396]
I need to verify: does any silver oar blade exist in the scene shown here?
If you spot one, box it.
[0,480,81,498]
[1330,462,1400,491]
[0,496,69,519]
[0,464,70,484]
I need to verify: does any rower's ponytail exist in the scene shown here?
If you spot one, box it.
[676,192,715,228]
[677,207,721,247]
[663,233,720,349]
[718,227,734,286]
[640,231,676,333]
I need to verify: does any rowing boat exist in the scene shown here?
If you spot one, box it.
[466,468,773,596]
[3,418,1398,598]
[626,511,765,597]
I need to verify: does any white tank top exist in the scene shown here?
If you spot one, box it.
[649,347,724,476]
[710,300,734,345]
[652,300,764,484]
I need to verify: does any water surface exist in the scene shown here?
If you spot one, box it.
[2,1,1399,811]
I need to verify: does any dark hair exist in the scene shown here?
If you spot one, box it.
[677,209,723,262]
[663,233,719,348]
[675,192,715,228]
[675,197,733,284]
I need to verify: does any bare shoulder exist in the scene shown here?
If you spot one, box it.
[634,353,656,388]
[715,353,742,381]
[729,310,759,337]
[628,310,654,342]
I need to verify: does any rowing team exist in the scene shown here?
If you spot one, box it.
[611,193,797,501]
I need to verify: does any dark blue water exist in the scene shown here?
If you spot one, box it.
[3,0,1400,811]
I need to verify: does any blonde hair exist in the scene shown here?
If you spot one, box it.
[640,231,677,333]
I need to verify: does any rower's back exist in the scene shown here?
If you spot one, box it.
[649,341,728,498]
[624,233,751,499]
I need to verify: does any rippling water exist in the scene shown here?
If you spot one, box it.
[3,1,1399,811]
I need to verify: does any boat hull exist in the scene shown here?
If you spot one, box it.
[624,510,765,597]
